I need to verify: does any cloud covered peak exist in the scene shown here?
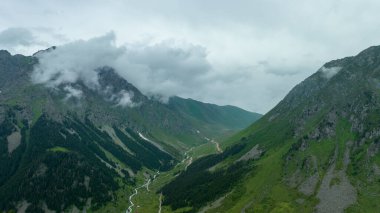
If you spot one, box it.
[31,32,213,104]
[29,31,305,113]
[32,32,124,89]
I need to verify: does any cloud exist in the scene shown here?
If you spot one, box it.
[0,27,67,55]
[113,90,137,107]
[32,32,124,89]
[63,85,83,100]
[30,32,317,113]
[320,66,342,79]
[31,32,143,107]
[114,40,211,100]
[7,0,380,112]
[258,60,306,77]
[0,28,39,47]
[31,33,213,105]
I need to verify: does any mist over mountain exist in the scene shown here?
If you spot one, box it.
[2,1,380,212]
[0,48,260,212]
[3,37,380,213]
[3,41,380,213]
[30,33,218,105]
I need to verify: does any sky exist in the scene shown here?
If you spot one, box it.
[1,0,380,113]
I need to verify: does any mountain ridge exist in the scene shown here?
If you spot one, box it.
[160,45,380,213]
[0,49,261,212]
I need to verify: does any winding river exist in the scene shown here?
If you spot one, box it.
[126,171,159,213]
[126,146,195,213]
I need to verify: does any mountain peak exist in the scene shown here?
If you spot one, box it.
[0,50,11,58]
[32,46,57,57]
[96,67,145,102]
[357,45,380,57]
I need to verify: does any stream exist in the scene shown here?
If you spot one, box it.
[126,171,159,213]
[126,146,195,213]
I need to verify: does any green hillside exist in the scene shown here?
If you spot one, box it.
[169,96,261,130]
[160,45,380,213]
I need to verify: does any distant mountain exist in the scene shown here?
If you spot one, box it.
[0,49,260,212]
[161,45,380,212]
[168,97,262,138]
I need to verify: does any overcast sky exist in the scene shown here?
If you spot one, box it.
[1,0,380,113]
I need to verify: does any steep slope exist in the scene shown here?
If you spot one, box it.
[0,49,260,212]
[161,45,380,213]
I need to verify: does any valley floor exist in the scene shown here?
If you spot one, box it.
[96,139,221,213]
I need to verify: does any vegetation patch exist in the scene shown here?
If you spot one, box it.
[161,143,251,212]
[47,146,70,153]
[329,177,341,188]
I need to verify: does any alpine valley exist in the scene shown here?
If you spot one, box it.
[0,48,261,213]
[2,44,380,213]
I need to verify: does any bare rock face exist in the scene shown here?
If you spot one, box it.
[298,156,319,196]
[316,166,357,213]
[7,130,21,153]
[236,144,263,162]
[298,173,319,196]
[316,145,357,213]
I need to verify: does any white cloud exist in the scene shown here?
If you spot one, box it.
[114,90,137,107]
[0,28,37,47]
[320,66,342,79]
[30,33,213,106]
[0,27,67,55]
[63,85,83,100]
[114,40,211,101]
[31,32,124,89]
[3,0,380,113]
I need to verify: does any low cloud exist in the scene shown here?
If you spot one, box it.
[320,66,341,79]
[0,28,40,48]
[32,32,124,89]
[31,32,212,105]
[115,40,211,100]
[0,28,43,52]
[31,32,313,113]
[4,0,380,113]
[63,85,83,100]
[0,27,67,55]
[114,90,137,107]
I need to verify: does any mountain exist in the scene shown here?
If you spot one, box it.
[0,49,261,212]
[168,96,262,139]
[160,46,380,213]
